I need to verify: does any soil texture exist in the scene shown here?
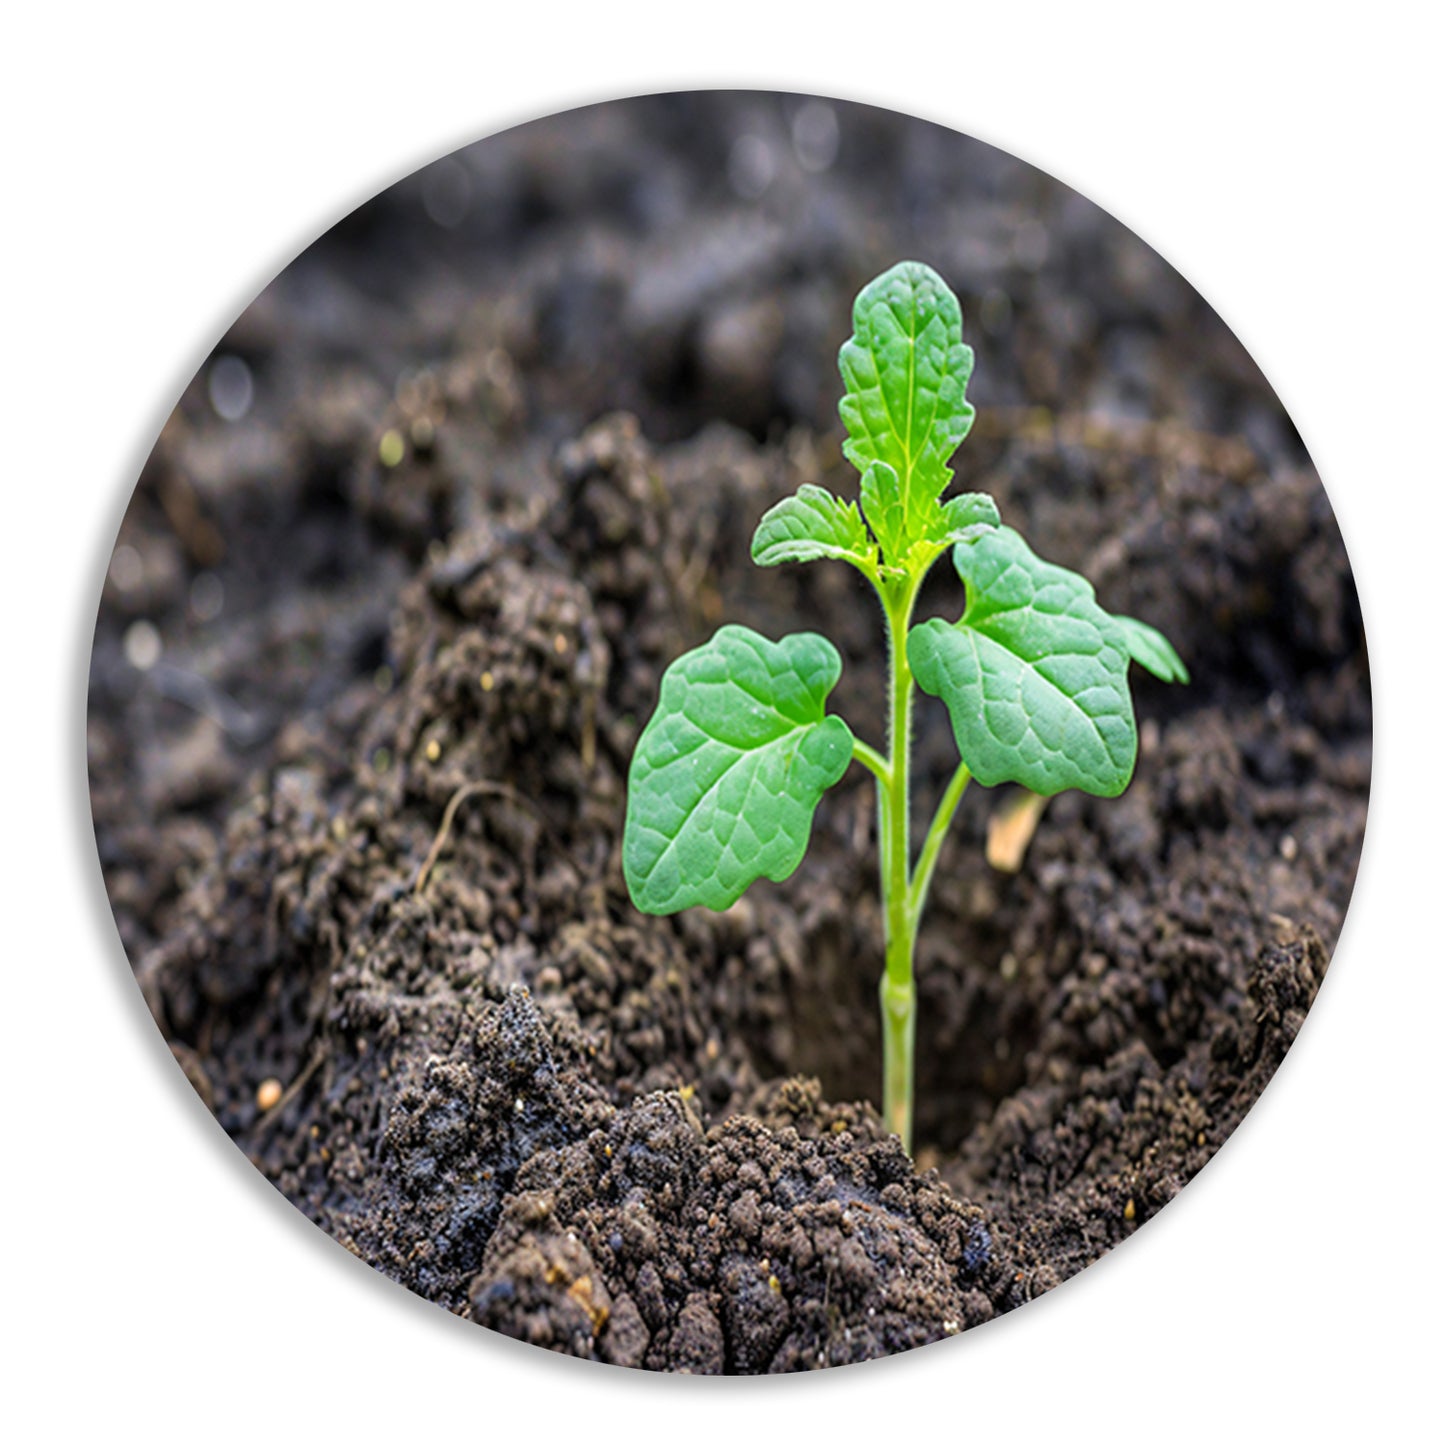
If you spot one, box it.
[88,93,1368,1371]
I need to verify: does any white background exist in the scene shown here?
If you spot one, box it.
[5,3,1440,1439]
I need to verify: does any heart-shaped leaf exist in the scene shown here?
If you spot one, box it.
[908,527,1138,797]
[623,625,855,914]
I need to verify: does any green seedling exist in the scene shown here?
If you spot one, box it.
[622,261,1187,1151]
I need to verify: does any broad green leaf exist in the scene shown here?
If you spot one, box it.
[751,484,875,570]
[838,261,976,566]
[1111,613,1190,684]
[623,625,855,914]
[908,527,1138,797]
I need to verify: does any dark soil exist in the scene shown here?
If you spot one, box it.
[87,93,1369,1371]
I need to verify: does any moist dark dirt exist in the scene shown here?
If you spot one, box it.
[87,94,1368,1371]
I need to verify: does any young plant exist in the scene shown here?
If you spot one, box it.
[621,261,1187,1152]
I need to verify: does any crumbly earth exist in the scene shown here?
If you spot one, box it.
[87,94,1368,1371]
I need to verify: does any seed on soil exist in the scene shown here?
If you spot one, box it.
[1280,834,1298,861]
[256,1078,283,1112]
[480,671,495,691]
[378,429,404,467]
[1124,1198,1136,1221]
[425,739,441,762]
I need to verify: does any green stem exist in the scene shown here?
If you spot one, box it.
[851,738,890,785]
[879,576,920,1152]
[909,761,971,925]
[867,572,971,1156]
[879,969,915,1151]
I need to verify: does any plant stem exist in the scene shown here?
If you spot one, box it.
[909,760,971,925]
[879,577,920,1152]
[850,738,890,785]
[879,968,915,1150]
[869,573,970,1156]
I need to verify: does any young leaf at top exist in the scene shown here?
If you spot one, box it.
[838,261,977,567]
[623,625,854,915]
[908,527,1139,797]
[1110,613,1191,684]
[751,484,875,572]
[858,470,999,572]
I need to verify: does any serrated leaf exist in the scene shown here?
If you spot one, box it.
[862,477,1000,574]
[623,625,855,914]
[1111,613,1190,684]
[858,461,907,564]
[751,484,875,570]
[838,261,976,566]
[908,527,1138,797]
